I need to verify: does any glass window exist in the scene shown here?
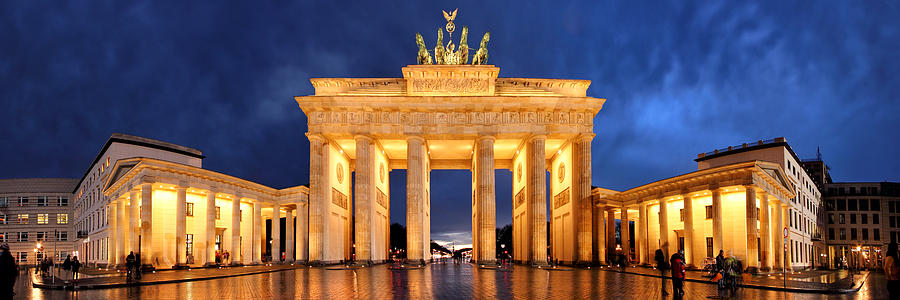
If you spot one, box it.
[891,216,896,228]
[186,203,194,217]
[680,209,685,222]
[871,199,880,211]
[850,214,856,224]
[862,214,868,224]
[17,197,28,207]
[891,201,896,213]
[837,199,846,210]
[874,229,880,241]
[57,214,68,224]
[37,196,48,206]
[37,214,49,224]
[862,229,869,240]
[56,231,67,241]
[17,232,28,242]
[706,237,713,258]
[58,197,68,206]
[0,215,5,225]
[839,228,846,240]
[705,206,713,219]
[17,214,28,224]
[36,232,46,241]
[874,214,880,224]
[860,200,869,211]
[828,228,835,240]
[839,214,845,224]
[849,199,857,211]
[828,214,834,224]
[0,197,7,207]
[215,207,221,220]
[851,228,857,240]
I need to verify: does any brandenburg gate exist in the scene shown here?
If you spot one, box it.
[294,11,605,266]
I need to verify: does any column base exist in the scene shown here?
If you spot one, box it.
[204,262,220,267]
[140,264,156,272]
[172,264,191,270]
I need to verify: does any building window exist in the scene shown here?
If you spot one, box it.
[680,209,685,222]
[862,214,868,224]
[874,229,880,241]
[874,214,880,224]
[17,232,28,242]
[0,215,5,225]
[829,228,835,240]
[57,214,68,224]
[56,231,67,241]
[848,199,858,211]
[17,197,28,207]
[891,201,896,213]
[839,229,846,240]
[850,214,856,224]
[837,199,846,210]
[0,233,5,243]
[0,197,7,207]
[58,197,68,206]
[37,196,48,206]
[839,214,845,224]
[862,229,869,240]
[828,214,834,224]
[17,214,28,224]
[186,203,194,217]
[36,232,46,241]
[706,237,713,257]
[851,228,857,240]
[891,216,896,228]
[37,214,49,225]
[17,252,27,263]
[871,199,880,211]
[860,200,869,211]
[186,234,194,259]
[215,207,221,220]
[705,206,713,219]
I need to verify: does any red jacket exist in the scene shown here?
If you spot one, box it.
[671,257,685,278]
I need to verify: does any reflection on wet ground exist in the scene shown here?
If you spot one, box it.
[16,262,888,299]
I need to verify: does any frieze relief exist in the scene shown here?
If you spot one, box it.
[409,78,491,95]
[308,110,591,126]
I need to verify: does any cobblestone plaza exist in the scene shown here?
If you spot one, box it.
[18,264,886,299]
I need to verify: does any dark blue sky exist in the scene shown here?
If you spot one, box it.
[2,1,898,246]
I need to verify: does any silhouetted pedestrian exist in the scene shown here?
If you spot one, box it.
[0,244,17,298]
[71,256,81,283]
[885,242,899,300]
[655,249,669,296]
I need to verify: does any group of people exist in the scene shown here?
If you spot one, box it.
[125,251,142,281]
[214,250,232,265]
[654,249,686,298]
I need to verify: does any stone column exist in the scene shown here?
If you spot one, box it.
[683,194,695,267]
[272,203,281,263]
[640,203,650,264]
[175,186,187,267]
[621,207,630,260]
[527,135,548,265]
[606,209,615,263]
[129,190,140,256]
[773,200,784,270]
[307,134,328,263]
[299,203,309,262]
[286,208,295,262]
[108,203,117,266]
[116,197,127,266]
[231,195,241,265]
[406,136,426,264]
[572,134,593,264]
[745,186,759,268]
[781,205,790,271]
[139,182,153,266]
[594,205,605,264]
[205,190,216,266]
[712,189,724,254]
[354,135,374,262]
[252,201,262,264]
[759,192,771,270]
[658,198,669,256]
[474,136,496,265]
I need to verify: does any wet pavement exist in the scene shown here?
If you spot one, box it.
[13,262,889,299]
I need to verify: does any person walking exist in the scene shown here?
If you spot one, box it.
[885,242,899,300]
[670,250,686,297]
[655,249,669,296]
[715,250,725,289]
[62,255,71,281]
[125,251,136,282]
[71,256,81,283]
[0,244,18,298]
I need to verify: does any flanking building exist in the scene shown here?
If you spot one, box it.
[822,181,900,269]
[0,178,78,266]
[72,133,308,268]
[594,137,822,271]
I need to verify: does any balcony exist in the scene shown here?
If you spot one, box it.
[76,231,89,239]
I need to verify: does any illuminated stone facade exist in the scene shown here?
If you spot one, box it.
[296,65,605,265]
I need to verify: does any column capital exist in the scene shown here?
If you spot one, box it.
[140,177,155,185]
[176,186,188,192]
[475,135,496,143]
[406,135,426,143]
[354,135,375,143]
[575,133,595,142]
[526,134,548,142]
[306,133,326,142]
